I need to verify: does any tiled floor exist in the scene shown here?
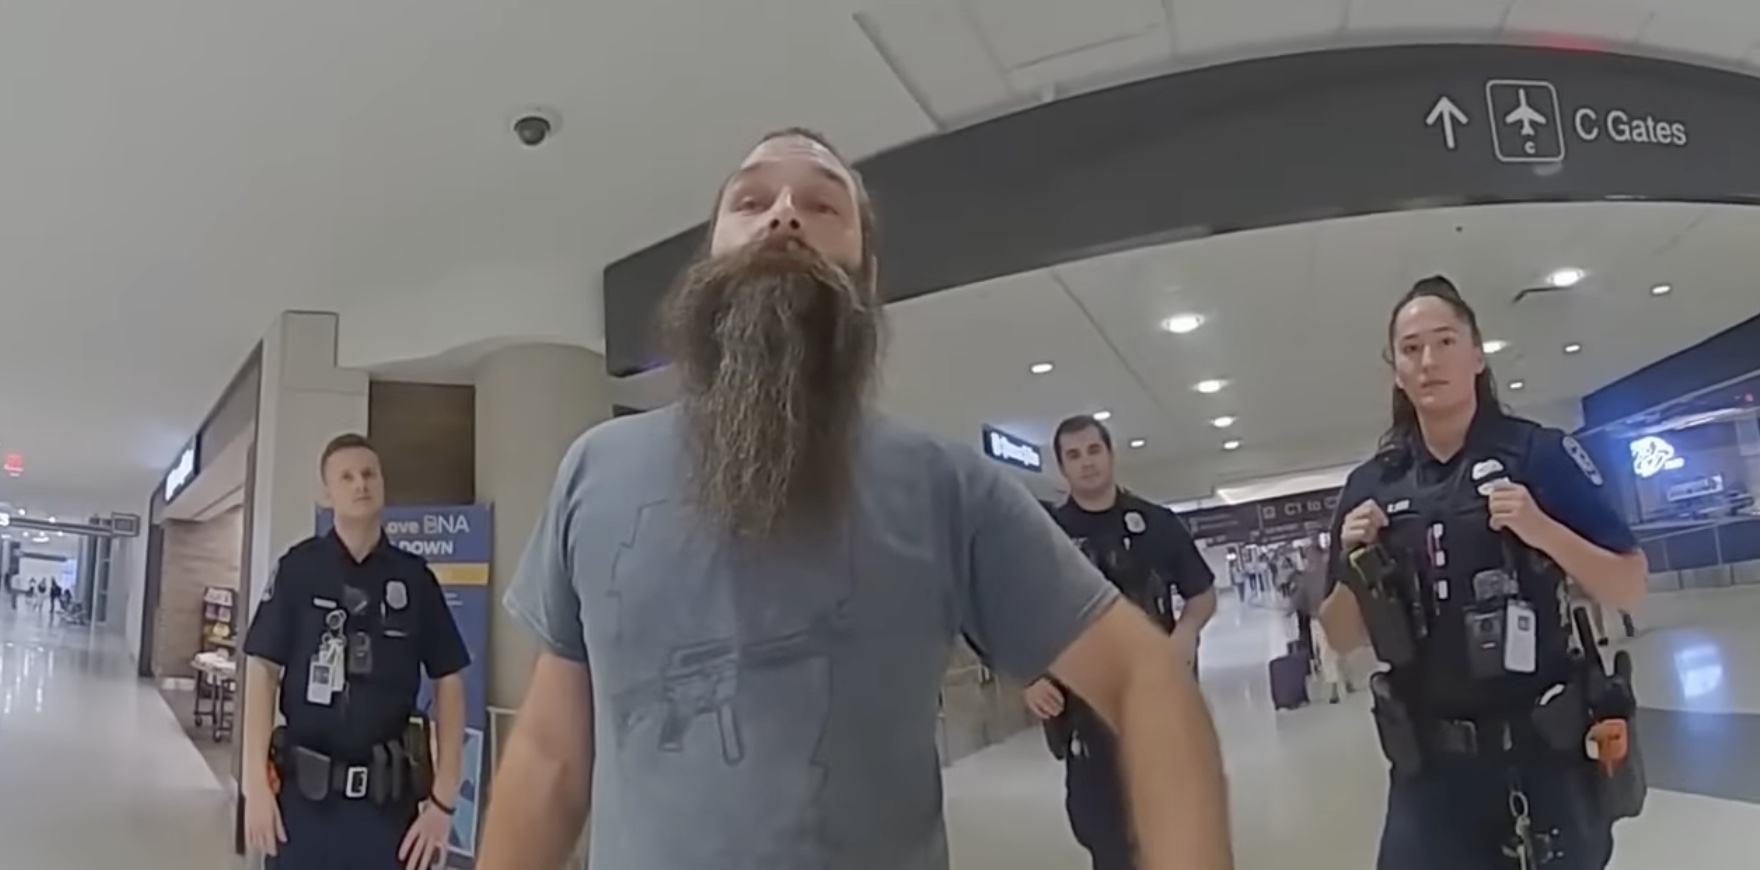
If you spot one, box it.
[3,585,1760,868]
[0,607,236,869]
[946,587,1760,870]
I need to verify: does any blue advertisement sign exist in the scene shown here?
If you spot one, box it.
[315,504,492,867]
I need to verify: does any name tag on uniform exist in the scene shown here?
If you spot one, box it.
[1504,601,1538,674]
[306,637,346,706]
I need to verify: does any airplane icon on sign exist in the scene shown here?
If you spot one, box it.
[1504,89,1548,137]
[1485,79,1565,164]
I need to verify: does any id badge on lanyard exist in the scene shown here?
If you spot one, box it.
[306,610,348,706]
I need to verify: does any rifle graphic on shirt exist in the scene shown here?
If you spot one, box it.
[612,614,844,767]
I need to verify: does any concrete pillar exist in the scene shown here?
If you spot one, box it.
[474,344,610,709]
[244,311,370,617]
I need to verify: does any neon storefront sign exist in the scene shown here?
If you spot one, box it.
[1629,436,1685,478]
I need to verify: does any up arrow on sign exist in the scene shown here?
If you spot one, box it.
[1426,95,1469,150]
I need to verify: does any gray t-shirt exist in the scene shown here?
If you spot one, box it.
[504,406,1118,870]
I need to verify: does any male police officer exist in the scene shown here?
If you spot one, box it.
[1030,414,1219,870]
[241,433,471,870]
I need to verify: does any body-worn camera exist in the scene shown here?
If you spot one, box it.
[1465,568,1521,680]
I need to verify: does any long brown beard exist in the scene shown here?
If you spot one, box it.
[658,237,882,545]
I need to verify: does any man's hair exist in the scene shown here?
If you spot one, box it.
[1052,415,1113,462]
[319,432,377,476]
[710,127,880,278]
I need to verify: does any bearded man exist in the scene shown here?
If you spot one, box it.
[476,128,1232,870]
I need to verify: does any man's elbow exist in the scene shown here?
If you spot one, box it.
[1106,635,1193,725]
[1190,587,1219,613]
[1603,552,1649,611]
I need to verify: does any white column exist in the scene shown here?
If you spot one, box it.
[245,311,370,616]
[474,343,610,709]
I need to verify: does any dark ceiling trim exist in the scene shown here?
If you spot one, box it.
[1580,313,1760,432]
[603,43,1760,375]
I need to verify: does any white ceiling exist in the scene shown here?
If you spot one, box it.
[878,201,1760,501]
[5,0,1760,506]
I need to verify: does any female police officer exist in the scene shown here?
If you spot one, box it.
[1319,276,1647,870]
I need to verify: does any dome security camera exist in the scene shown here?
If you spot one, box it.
[511,110,559,147]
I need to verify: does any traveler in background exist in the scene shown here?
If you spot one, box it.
[476,128,1232,870]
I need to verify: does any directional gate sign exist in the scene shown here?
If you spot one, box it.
[604,44,1760,375]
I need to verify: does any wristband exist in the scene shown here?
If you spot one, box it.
[428,795,456,815]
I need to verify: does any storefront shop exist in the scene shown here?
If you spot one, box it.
[129,313,612,865]
[137,352,261,788]
[1575,314,1760,592]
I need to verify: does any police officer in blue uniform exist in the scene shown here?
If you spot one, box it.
[240,433,472,870]
[1027,414,1218,870]
[1319,277,1649,870]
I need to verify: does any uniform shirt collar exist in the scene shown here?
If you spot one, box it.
[1411,404,1502,470]
[1063,487,1126,517]
[325,527,393,566]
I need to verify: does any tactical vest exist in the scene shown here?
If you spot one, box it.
[1072,527,1175,634]
[1371,420,1575,716]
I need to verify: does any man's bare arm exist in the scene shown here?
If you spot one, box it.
[477,652,595,870]
[1052,600,1232,870]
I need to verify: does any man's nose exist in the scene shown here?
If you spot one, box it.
[765,194,805,236]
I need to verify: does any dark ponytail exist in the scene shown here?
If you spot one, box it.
[1378,275,1502,452]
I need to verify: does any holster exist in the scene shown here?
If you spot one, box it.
[290,746,333,802]
[1368,673,1425,779]
[1591,650,1647,821]
[1571,610,1648,821]
[1042,712,1072,761]
[403,716,435,802]
[1348,547,1421,668]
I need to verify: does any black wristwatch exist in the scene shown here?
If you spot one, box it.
[429,795,456,815]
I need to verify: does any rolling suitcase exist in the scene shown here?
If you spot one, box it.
[1269,653,1309,710]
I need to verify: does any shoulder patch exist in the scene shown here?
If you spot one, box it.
[1561,435,1603,486]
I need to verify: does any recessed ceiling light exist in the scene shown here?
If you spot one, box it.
[1222,440,1242,451]
[1509,380,1526,391]
[1211,415,1236,429]
[1092,410,1113,422]
[1482,340,1508,354]
[1194,378,1227,394]
[1563,343,1583,354]
[1546,268,1586,288]
[1129,439,1146,449]
[1650,283,1672,296]
[1161,313,1205,334]
[1029,362,1055,375]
